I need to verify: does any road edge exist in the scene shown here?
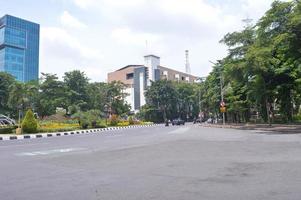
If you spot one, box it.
[0,124,161,141]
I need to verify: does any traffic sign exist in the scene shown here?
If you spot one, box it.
[220,106,226,113]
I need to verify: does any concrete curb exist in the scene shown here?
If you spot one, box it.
[0,124,161,141]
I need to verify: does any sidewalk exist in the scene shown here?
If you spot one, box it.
[201,123,301,134]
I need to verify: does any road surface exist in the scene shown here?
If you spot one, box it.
[1,124,301,200]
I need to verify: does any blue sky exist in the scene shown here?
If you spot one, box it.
[0,0,274,81]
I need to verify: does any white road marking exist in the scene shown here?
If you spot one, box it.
[16,148,86,156]
[250,130,273,133]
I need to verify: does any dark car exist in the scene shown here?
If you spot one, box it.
[172,118,185,125]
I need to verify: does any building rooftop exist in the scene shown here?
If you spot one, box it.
[158,65,199,78]
[144,54,160,59]
[1,14,40,26]
[116,65,145,71]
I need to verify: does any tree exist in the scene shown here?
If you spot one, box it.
[8,82,29,118]
[145,80,178,122]
[176,82,198,120]
[0,72,16,115]
[37,73,69,117]
[105,81,130,116]
[63,70,90,111]
[219,21,255,122]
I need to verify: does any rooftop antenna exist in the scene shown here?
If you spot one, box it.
[185,50,191,74]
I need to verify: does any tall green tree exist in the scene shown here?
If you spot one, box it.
[0,72,16,115]
[145,80,178,121]
[63,70,90,111]
[105,81,130,115]
[8,82,28,118]
[37,73,69,117]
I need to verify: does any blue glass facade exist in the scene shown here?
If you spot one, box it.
[0,15,39,82]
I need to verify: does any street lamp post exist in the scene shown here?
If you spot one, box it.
[220,74,225,125]
[209,60,225,125]
[104,105,108,125]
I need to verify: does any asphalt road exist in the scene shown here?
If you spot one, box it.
[1,124,301,200]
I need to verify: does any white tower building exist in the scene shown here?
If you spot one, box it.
[185,50,191,74]
[144,55,160,86]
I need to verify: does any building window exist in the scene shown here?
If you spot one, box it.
[181,76,185,81]
[126,73,134,79]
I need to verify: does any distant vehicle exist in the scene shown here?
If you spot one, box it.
[206,118,213,124]
[172,118,185,125]
[193,118,201,124]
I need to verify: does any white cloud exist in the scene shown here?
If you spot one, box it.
[73,0,96,9]
[242,0,273,20]
[40,0,275,81]
[60,11,87,29]
[111,27,161,46]
[157,0,221,24]
[40,27,104,80]
[41,27,98,59]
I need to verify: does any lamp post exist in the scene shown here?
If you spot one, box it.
[220,71,225,125]
[209,60,225,125]
[104,104,108,125]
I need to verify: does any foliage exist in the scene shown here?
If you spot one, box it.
[0,72,16,115]
[0,126,17,134]
[22,109,38,133]
[72,109,103,129]
[39,122,79,130]
[143,80,201,123]
[1,69,130,122]
[117,121,130,126]
[63,70,90,111]
[199,0,301,123]
[36,73,69,117]
[109,114,119,126]
[128,116,134,125]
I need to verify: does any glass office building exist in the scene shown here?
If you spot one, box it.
[0,15,39,82]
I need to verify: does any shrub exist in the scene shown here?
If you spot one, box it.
[293,114,301,122]
[80,118,89,129]
[91,120,97,128]
[39,121,80,131]
[110,114,119,126]
[0,126,17,134]
[37,127,77,133]
[128,116,134,125]
[141,121,154,125]
[22,109,38,133]
[117,121,130,126]
[94,120,107,128]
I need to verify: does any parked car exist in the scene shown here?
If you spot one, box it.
[172,118,185,125]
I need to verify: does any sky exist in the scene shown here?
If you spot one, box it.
[0,0,274,82]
